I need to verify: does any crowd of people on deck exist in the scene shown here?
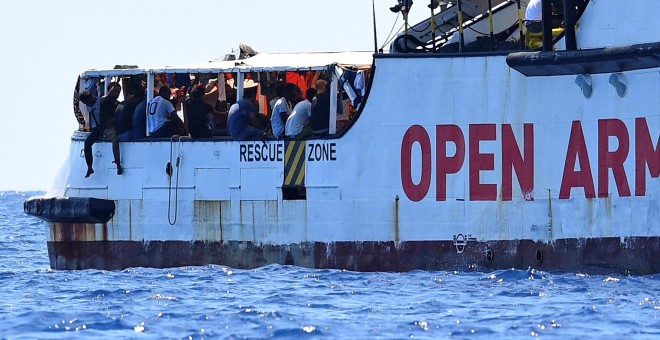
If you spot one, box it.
[225,76,357,142]
[77,70,363,177]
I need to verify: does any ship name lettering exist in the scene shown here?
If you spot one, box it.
[307,142,337,162]
[400,118,659,202]
[239,143,284,162]
[401,123,533,202]
[559,118,659,198]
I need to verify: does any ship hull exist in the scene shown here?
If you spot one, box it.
[38,51,660,272]
[30,1,660,273]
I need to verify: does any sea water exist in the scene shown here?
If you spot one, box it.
[1,191,658,339]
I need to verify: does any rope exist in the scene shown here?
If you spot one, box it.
[381,12,402,50]
[409,21,432,33]
[467,26,492,36]
[167,135,183,225]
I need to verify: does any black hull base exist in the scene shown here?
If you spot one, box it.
[47,237,660,275]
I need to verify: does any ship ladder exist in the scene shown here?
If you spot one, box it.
[167,135,183,225]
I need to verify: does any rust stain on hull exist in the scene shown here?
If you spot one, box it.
[50,222,106,242]
[193,200,225,241]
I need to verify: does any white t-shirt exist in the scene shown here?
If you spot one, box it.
[147,96,175,133]
[525,0,542,22]
[270,97,291,138]
[285,100,311,137]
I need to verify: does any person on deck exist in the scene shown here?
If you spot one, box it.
[228,88,267,141]
[147,86,181,138]
[524,0,543,33]
[115,81,143,141]
[270,83,297,139]
[269,83,285,113]
[186,85,213,138]
[79,82,123,177]
[310,79,330,135]
[132,91,148,139]
[285,88,315,140]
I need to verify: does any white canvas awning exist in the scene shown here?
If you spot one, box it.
[80,51,374,78]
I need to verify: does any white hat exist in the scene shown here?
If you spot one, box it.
[231,78,259,89]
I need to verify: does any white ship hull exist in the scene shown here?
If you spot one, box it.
[27,0,660,273]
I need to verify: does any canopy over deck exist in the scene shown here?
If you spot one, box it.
[80,51,374,78]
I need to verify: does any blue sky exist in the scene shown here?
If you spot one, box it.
[0,0,428,191]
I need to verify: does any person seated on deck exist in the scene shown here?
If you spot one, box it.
[269,82,285,113]
[115,81,144,141]
[228,87,267,141]
[285,88,315,140]
[148,85,186,138]
[310,79,330,136]
[79,82,123,177]
[186,84,213,139]
[132,89,148,140]
[270,83,297,139]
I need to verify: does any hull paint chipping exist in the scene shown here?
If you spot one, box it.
[47,238,660,274]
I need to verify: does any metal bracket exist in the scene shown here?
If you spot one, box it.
[452,233,477,254]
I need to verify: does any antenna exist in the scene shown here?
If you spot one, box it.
[373,0,379,53]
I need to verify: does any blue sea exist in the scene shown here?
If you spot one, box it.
[1,192,659,339]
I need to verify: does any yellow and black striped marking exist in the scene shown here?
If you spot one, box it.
[284,141,306,187]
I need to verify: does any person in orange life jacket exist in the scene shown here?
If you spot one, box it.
[79,82,123,178]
